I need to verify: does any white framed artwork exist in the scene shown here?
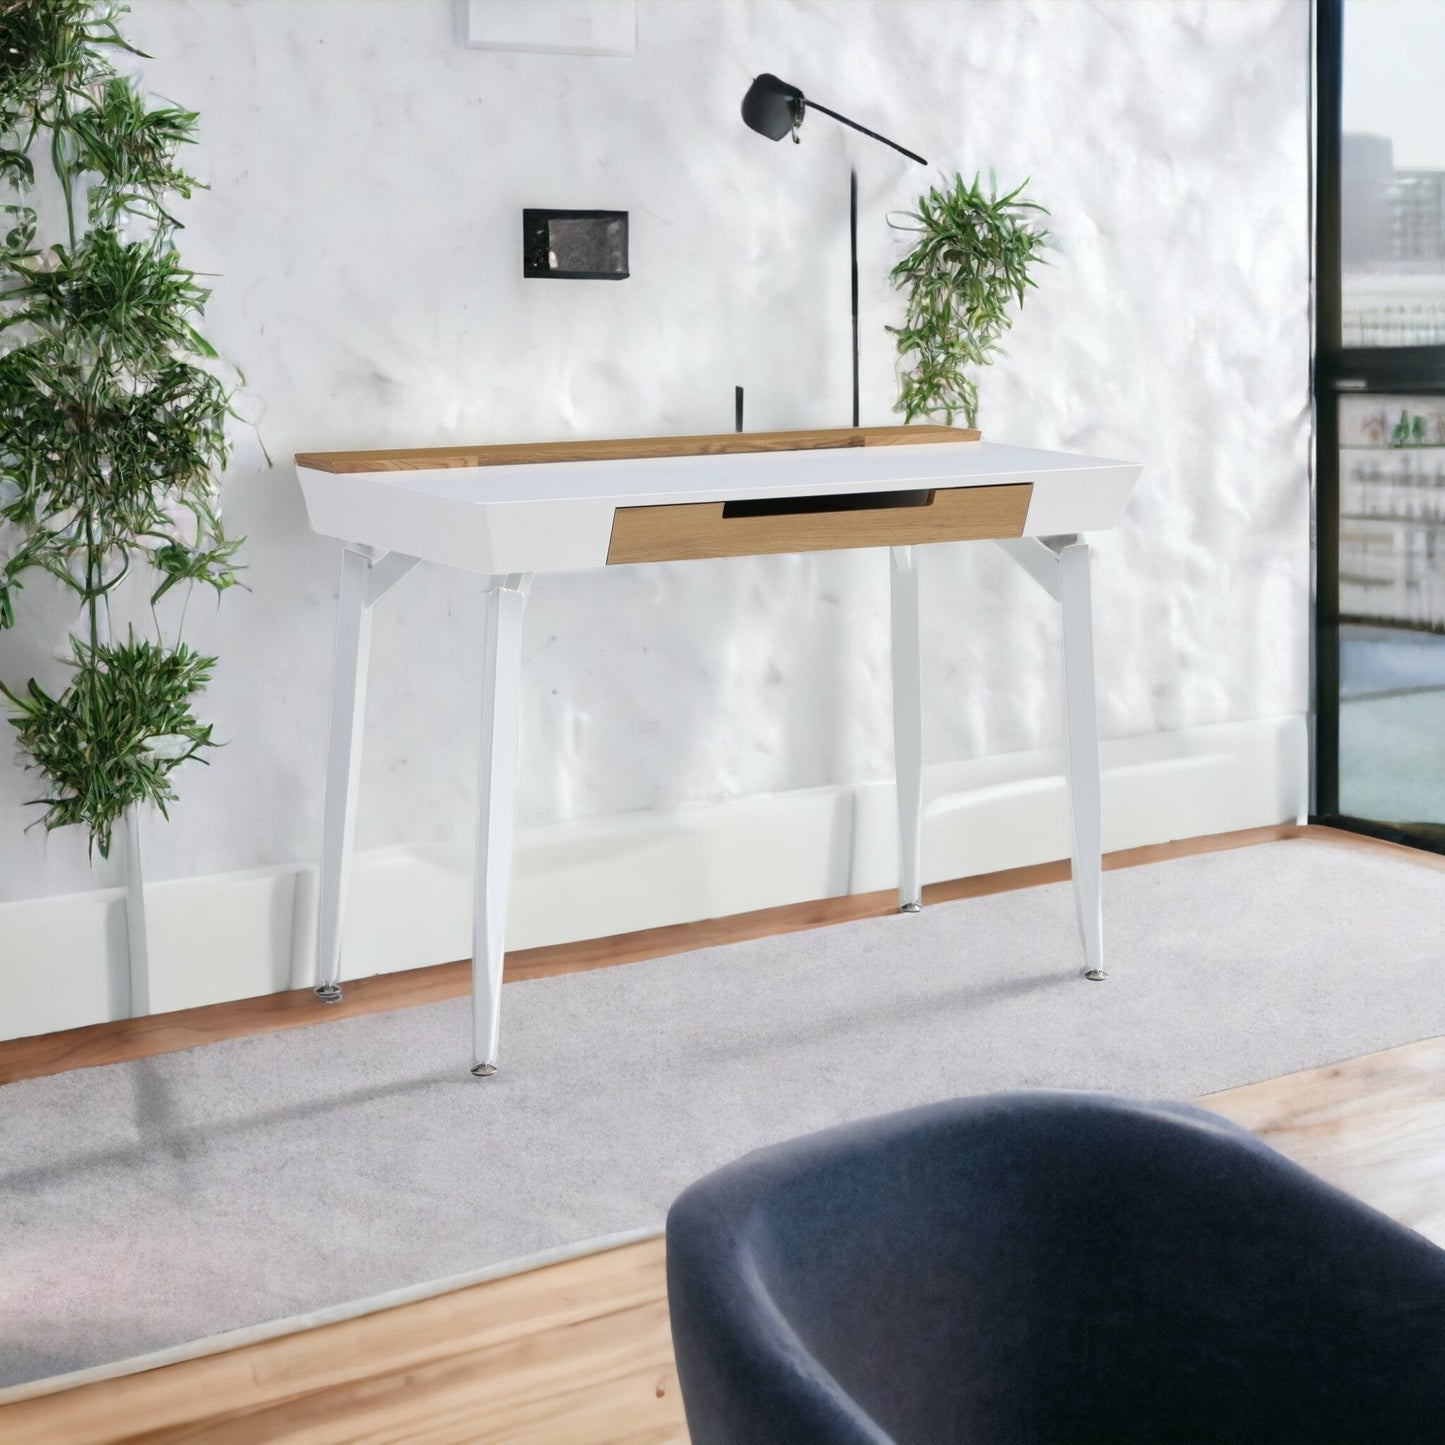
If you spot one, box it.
[454,0,636,58]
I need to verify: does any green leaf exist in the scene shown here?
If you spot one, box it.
[0,0,246,858]
[0,632,220,860]
[888,171,1048,428]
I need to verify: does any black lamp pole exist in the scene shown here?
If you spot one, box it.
[850,167,859,429]
[741,73,927,427]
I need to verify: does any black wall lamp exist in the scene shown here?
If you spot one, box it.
[741,72,928,428]
[741,73,927,165]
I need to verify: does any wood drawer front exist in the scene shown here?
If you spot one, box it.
[606,483,1032,564]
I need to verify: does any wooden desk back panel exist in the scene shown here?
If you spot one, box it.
[607,483,1032,564]
[295,425,980,475]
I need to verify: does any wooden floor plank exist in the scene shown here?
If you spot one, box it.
[154,1297,679,1445]
[1206,1033,1445,1247]
[0,823,1309,1085]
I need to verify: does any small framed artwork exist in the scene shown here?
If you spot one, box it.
[455,0,636,58]
[523,210,630,280]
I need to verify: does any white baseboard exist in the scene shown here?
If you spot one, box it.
[0,715,1306,1042]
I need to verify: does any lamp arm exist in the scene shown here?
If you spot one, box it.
[803,99,928,166]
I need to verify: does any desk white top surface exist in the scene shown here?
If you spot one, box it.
[296,438,1141,575]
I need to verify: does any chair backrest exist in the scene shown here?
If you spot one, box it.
[666,1091,1445,1445]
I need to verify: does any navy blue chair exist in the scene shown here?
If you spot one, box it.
[666,1092,1445,1444]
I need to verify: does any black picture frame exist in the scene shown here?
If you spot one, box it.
[522,209,629,280]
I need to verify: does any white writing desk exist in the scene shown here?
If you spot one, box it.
[295,426,1142,1075]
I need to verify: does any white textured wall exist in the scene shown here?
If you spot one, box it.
[0,0,1310,904]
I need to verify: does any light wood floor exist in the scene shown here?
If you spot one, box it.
[1,825,1441,1444]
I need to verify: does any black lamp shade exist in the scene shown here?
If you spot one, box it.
[741,73,803,142]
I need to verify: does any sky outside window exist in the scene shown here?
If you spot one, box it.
[1343,0,1445,167]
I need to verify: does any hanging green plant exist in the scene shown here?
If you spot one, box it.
[0,0,240,859]
[888,171,1049,430]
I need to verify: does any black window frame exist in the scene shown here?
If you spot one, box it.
[1313,0,1445,853]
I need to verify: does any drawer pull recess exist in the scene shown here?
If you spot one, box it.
[722,489,934,518]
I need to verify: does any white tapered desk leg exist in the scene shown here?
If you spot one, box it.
[890,546,924,913]
[316,545,376,1003]
[471,574,531,1078]
[1057,539,1105,981]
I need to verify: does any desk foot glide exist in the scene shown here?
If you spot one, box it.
[471,1062,498,1078]
[314,983,343,1004]
[1083,968,1108,982]
[899,902,922,914]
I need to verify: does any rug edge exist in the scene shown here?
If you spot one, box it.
[0,1224,664,1406]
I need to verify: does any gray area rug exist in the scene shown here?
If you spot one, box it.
[3,839,1444,1391]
